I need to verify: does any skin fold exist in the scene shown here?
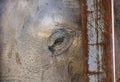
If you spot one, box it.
[0,0,84,82]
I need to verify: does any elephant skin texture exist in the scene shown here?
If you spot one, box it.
[0,0,84,82]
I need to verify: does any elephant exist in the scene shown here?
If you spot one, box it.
[0,0,84,82]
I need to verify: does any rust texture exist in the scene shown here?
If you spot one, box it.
[102,0,114,82]
[81,0,88,82]
[82,0,114,82]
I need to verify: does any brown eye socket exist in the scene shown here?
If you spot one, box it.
[48,29,75,56]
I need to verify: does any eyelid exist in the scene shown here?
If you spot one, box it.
[48,28,74,45]
[53,28,76,36]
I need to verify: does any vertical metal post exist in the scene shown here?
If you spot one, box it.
[82,0,115,82]
[111,0,116,82]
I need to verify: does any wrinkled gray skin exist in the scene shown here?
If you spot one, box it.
[0,0,84,82]
[115,0,120,82]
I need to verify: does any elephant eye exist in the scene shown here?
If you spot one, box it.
[54,36,64,45]
[48,29,75,56]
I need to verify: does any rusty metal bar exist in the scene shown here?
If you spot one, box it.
[81,0,89,82]
[82,0,115,82]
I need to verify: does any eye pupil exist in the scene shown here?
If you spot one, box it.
[54,37,64,45]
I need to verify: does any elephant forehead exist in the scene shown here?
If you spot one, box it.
[26,0,81,23]
[20,0,81,38]
[34,0,80,10]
